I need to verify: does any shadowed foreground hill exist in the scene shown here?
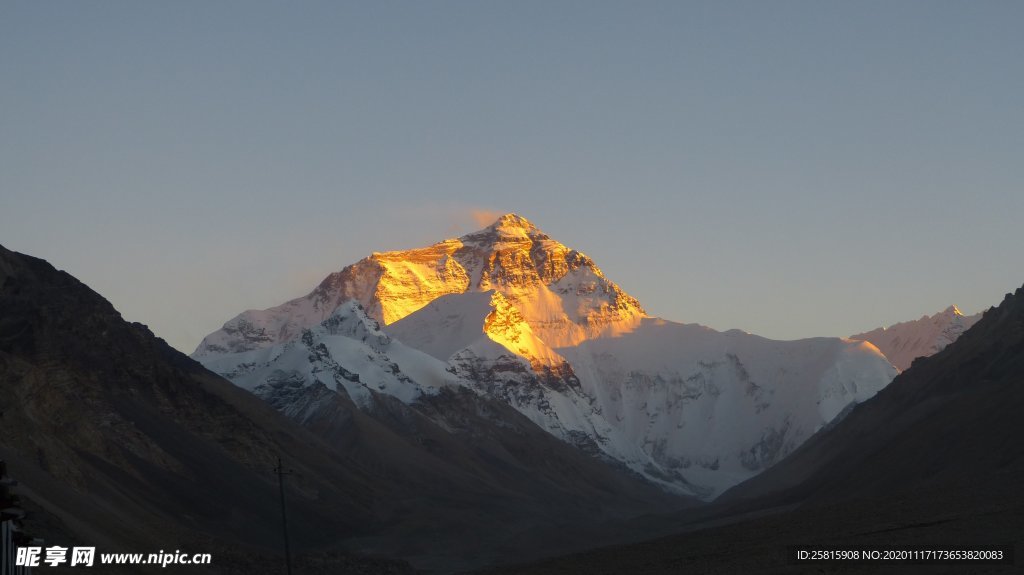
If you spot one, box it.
[480,285,1024,574]
[0,245,685,573]
[0,245,414,573]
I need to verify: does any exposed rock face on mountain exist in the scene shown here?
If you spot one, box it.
[194,214,645,357]
[850,305,983,371]
[195,215,898,500]
[0,244,682,573]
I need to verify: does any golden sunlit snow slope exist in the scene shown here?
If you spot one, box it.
[194,214,646,356]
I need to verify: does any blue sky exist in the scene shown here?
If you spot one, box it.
[2,1,1022,353]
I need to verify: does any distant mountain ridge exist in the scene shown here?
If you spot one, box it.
[195,214,897,499]
[850,305,982,370]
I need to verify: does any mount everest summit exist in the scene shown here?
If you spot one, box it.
[194,214,899,499]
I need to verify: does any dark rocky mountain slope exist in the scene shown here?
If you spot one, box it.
[0,244,412,573]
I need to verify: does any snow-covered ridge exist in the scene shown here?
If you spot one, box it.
[199,301,454,410]
[546,319,896,498]
[849,305,982,371]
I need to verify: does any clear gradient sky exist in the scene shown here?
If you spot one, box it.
[2,1,1022,353]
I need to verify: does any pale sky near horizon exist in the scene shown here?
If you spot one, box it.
[2,1,1023,353]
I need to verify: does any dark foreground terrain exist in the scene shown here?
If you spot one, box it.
[478,478,1022,574]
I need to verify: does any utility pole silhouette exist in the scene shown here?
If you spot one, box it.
[274,456,294,575]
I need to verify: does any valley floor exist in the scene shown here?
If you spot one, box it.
[474,476,1024,575]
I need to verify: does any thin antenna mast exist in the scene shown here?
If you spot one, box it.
[274,456,294,575]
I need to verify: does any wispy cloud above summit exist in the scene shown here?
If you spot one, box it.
[469,209,504,228]
[382,204,510,240]
[438,207,508,236]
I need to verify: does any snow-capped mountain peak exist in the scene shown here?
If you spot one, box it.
[850,305,983,371]
[466,212,540,241]
[194,213,646,356]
